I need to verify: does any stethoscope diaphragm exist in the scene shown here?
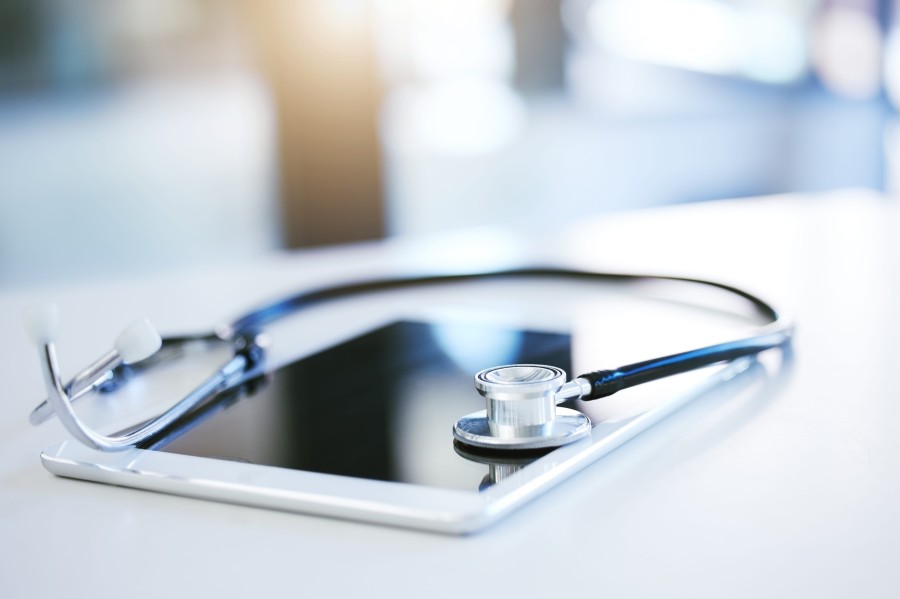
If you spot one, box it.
[452,364,592,451]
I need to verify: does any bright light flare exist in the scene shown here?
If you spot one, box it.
[586,0,806,84]
[814,7,882,100]
[386,79,525,155]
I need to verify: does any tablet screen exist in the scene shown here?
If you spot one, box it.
[145,321,572,491]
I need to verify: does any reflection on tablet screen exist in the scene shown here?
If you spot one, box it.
[148,321,572,491]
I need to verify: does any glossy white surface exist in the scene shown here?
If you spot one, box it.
[1,189,898,597]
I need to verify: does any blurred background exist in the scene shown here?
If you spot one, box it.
[0,0,895,289]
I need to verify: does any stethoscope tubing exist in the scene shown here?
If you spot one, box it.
[31,266,793,451]
[224,267,792,402]
[225,267,784,334]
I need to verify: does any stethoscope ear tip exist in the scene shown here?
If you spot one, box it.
[115,318,162,364]
[23,303,59,346]
[23,303,162,365]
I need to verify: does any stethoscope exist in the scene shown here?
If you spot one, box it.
[25,267,793,453]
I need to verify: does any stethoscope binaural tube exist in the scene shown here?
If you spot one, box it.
[26,267,793,452]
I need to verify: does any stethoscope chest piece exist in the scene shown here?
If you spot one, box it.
[452,365,592,451]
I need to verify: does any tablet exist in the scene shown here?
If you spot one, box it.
[41,318,759,534]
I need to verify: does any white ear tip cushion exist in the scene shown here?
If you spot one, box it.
[24,303,59,345]
[115,318,162,364]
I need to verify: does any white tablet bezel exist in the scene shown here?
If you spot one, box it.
[41,356,751,534]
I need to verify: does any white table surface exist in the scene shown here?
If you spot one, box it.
[2,189,898,598]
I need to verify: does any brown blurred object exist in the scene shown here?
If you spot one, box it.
[243,0,385,248]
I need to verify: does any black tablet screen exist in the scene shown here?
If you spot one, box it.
[148,321,571,491]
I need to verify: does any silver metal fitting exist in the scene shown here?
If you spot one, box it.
[453,364,592,451]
